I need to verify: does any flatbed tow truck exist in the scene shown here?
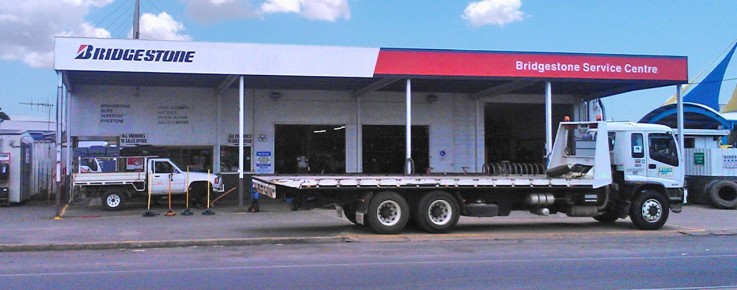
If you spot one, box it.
[253,121,685,234]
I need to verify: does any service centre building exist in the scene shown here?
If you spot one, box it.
[54,37,688,183]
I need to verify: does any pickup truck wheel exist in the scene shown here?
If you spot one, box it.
[630,190,668,230]
[415,191,459,233]
[102,191,125,211]
[366,191,409,234]
[708,180,737,209]
[189,183,209,208]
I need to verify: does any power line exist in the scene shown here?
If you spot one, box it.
[686,76,737,86]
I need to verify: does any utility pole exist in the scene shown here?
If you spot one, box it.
[133,0,140,39]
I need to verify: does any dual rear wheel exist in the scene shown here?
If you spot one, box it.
[364,191,460,234]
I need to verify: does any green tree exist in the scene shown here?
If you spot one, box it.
[0,107,9,121]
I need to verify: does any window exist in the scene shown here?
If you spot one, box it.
[220,146,251,172]
[154,161,174,174]
[685,138,695,149]
[649,133,679,166]
[608,132,616,151]
[631,133,644,158]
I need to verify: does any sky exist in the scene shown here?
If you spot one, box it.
[1,0,737,122]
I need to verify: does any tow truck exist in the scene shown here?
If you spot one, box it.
[253,121,684,234]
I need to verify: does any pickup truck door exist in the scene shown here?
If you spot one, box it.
[151,160,187,194]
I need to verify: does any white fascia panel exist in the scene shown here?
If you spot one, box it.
[55,37,380,78]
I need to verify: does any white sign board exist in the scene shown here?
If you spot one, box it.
[55,37,380,77]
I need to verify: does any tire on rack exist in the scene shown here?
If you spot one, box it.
[102,190,126,211]
[366,191,409,234]
[708,180,737,209]
[629,190,669,230]
[414,191,460,233]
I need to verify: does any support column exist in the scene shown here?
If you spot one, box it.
[55,73,63,218]
[356,95,362,173]
[676,84,684,160]
[65,89,72,202]
[214,93,221,174]
[238,76,245,209]
[405,79,412,174]
[545,82,553,164]
[475,98,483,172]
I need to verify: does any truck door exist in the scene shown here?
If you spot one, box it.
[646,132,682,185]
[623,133,647,181]
[151,160,187,194]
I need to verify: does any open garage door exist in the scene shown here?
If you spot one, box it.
[363,125,429,174]
[275,125,346,174]
[485,103,572,165]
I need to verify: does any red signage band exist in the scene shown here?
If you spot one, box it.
[374,50,688,81]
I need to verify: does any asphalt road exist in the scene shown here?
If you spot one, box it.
[2,235,736,289]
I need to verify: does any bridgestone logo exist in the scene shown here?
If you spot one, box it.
[75,44,195,63]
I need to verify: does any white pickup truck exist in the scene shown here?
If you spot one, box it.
[73,156,224,210]
[254,121,685,234]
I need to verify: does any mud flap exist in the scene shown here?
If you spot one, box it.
[354,191,374,226]
[335,204,343,219]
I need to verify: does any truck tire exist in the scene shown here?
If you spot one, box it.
[630,190,668,230]
[366,191,409,234]
[189,183,209,208]
[102,190,125,211]
[414,191,460,233]
[708,180,737,209]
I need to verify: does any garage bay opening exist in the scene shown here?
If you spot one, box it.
[485,103,571,165]
[362,125,429,174]
[275,125,346,174]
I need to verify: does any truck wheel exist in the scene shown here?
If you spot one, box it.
[102,191,125,211]
[366,191,409,234]
[630,190,668,230]
[593,211,619,223]
[708,180,737,209]
[414,191,459,233]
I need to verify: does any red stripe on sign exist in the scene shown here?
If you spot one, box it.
[374,50,687,81]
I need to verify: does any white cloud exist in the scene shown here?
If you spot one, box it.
[261,0,300,14]
[463,0,525,27]
[187,0,349,23]
[299,0,350,21]
[0,0,113,68]
[136,12,192,41]
[261,0,349,21]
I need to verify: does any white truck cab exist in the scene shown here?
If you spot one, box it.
[608,122,684,189]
